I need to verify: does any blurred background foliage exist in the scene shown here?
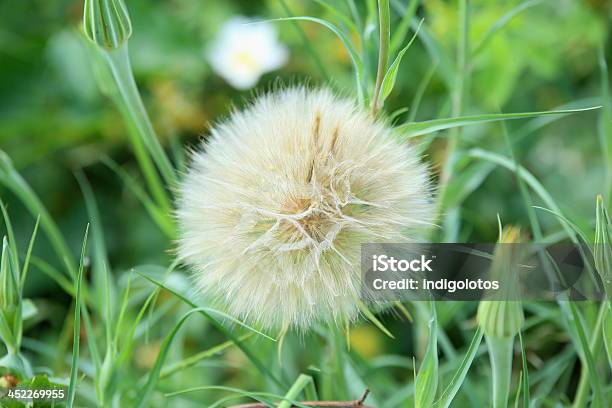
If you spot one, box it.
[0,0,611,405]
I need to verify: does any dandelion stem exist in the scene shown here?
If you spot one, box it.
[371,0,390,114]
[486,335,513,408]
[434,0,470,240]
[572,301,607,408]
[100,45,177,205]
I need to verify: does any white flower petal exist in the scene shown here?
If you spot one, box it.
[205,16,289,89]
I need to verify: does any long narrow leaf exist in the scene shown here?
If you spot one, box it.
[136,271,285,388]
[415,303,438,408]
[259,17,364,103]
[397,106,600,138]
[379,19,423,105]
[20,215,40,289]
[0,151,76,276]
[67,225,89,408]
[433,326,483,408]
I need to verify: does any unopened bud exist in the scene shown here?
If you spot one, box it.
[83,0,132,49]
[477,226,524,338]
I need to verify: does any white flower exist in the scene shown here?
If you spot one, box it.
[206,17,288,90]
[177,87,433,331]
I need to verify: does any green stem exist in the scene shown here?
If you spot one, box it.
[371,0,390,114]
[434,0,469,240]
[323,325,348,400]
[605,301,612,370]
[101,45,176,208]
[279,0,330,82]
[572,302,606,408]
[486,335,513,408]
[278,374,312,408]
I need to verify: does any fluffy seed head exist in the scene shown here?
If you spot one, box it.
[178,87,433,331]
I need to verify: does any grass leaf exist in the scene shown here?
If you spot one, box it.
[20,215,40,290]
[465,148,576,240]
[0,151,76,277]
[433,326,484,408]
[160,334,252,379]
[102,157,175,238]
[357,300,394,338]
[415,303,438,408]
[396,106,601,138]
[136,270,286,388]
[472,0,543,56]
[518,331,530,407]
[67,224,89,408]
[258,17,364,103]
[0,201,20,275]
[134,308,210,408]
[379,19,423,105]
[389,0,420,55]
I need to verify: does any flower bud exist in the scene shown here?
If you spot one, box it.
[83,0,132,49]
[477,227,524,338]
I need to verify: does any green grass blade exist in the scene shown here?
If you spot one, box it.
[160,334,253,379]
[433,326,484,408]
[75,170,114,319]
[465,148,575,239]
[312,0,358,37]
[136,270,286,388]
[389,0,454,88]
[67,224,89,408]
[0,201,20,275]
[20,215,40,290]
[597,44,612,198]
[30,258,76,303]
[379,19,422,106]
[472,0,543,56]
[260,17,364,103]
[113,272,133,347]
[567,301,604,408]
[102,45,178,189]
[415,303,438,408]
[133,307,208,408]
[594,195,611,297]
[604,304,612,370]
[513,371,523,408]
[513,97,600,141]
[443,160,495,208]
[0,151,76,277]
[408,60,438,123]
[357,300,394,338]
[165,385,303,407]
[102,157,175,238]
[278,374,313,408]
[396,106,601,138]
[280,0,331,81]
[518,331,530,407]
[389,0,420,56]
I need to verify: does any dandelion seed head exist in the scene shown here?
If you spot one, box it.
[178,87,433,330]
